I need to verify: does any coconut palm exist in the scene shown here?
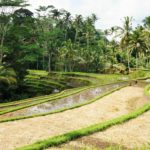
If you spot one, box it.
[128,27,147,69]
[73,15,83,43]
[58,40,77,72]
[142,17,150,68]
[143,16,150,28]
[51,9,62,20]
[60,10,72,40]
[84,14,97,50]
[142,17,150,50]
[106,16,133,71]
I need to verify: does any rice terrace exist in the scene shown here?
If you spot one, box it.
[0,0,150,150]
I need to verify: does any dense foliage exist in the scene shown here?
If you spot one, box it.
[0,0,150,101]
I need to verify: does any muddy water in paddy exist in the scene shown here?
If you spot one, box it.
[0,82,129,119]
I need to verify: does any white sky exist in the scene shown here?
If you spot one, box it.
[28,0,150,30]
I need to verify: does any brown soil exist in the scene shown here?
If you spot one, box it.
[0,86,149,150]
[50,137,129,150]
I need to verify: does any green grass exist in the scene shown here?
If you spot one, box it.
[0,70,148,121]
[144,84,150,96]
[0,86,79,108]
[0,70,132,114]
[0,90,63,107]
[135,143,150,150]
[0,83,128,123]
[25,71,94,89]
[57,72,129,83]
[0,74,148,121]
[3,80,126,114]
[0,85,95,115]
[0,83,93,109]
[25,79,65,88]
[0,71,95,107]
[27,70,48,76]
[16,103,150,150]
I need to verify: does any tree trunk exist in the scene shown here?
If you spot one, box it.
[74,29,78,43]
[37,56,39,70]
[127,51,130,72]
[0,23,10,64]
[65,29,67,41]
[48,53,51,72]
[0,46,3,65]
[136,53,138,70]
[0,34,5,64]
[43,53,45,70]
[64,63,67,72]
[69,62,72,72]
[86,33,90,50]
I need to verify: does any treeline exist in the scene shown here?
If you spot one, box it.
[1,0,150,74]
[0,0,150,100]
[1,0,108,75]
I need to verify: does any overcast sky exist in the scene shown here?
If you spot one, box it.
[28,0,150,30]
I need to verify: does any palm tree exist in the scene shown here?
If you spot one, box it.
[51,9,62,20]
[58,40,76,72]
[36,5,58,72]
[142,17,150,68]
[61,10,72,40]
[106,16,133,71]
[73,15,83,43]
[84,14,97,50]
[128,27,147,69]
[142,17,150,51]
[143,16,150,28]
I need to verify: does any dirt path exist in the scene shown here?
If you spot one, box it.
[0,86,149,150]
[56,110,150,150]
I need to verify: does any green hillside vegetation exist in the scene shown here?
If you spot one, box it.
[0,0,149,102]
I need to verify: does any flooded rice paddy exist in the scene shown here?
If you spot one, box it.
[0,80,148,120]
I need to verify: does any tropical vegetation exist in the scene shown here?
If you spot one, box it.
[0,0,150,101]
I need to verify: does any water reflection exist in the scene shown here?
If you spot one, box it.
[4,82,129,118]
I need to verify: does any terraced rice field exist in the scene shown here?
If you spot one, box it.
[54,110,150,150]
[0,70,150,150]
[0,82,128,120]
